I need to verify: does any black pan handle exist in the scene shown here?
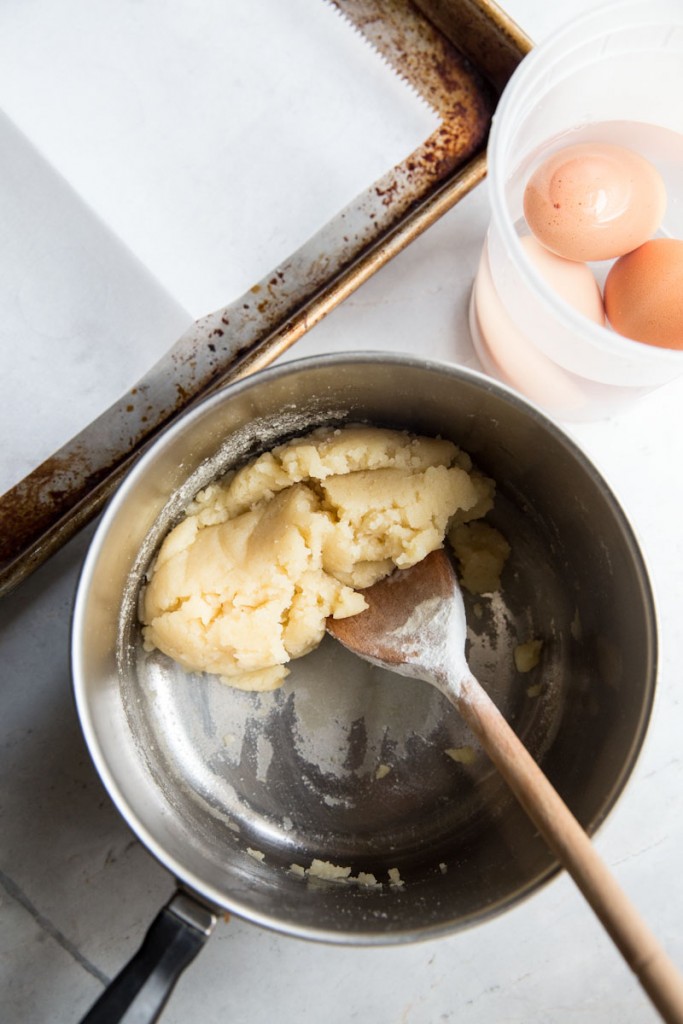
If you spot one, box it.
[80,890,218,1024]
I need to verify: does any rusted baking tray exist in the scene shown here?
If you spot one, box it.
[0,0,531,596]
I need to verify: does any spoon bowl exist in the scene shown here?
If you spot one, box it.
[329,549,469,687]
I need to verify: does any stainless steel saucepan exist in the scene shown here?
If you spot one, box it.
[71,354,657,1022]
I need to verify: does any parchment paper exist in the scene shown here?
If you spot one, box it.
[0,0,438,492]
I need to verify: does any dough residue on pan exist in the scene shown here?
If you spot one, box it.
[514,638,543,673]
[449,520,510,595]
[290,860,381,888]
[445,744,477,765]
[140,424,495,691]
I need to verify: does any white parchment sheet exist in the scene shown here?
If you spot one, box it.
[0,0,437,492]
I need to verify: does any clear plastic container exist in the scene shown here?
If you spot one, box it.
[470,0,683,420]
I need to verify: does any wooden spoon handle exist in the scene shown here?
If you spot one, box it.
[455,670,683,1024]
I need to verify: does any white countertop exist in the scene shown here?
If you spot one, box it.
[2,2,682,1022]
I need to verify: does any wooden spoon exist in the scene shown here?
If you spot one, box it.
[327,548,683,1024]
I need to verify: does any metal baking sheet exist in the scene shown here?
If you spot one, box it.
[0,0,531,595]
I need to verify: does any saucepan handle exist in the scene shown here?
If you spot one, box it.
[80,890,218,1024]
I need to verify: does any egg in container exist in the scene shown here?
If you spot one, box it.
[470,0,683,420]
[522,142,667,263]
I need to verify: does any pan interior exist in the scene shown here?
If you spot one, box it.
[82,357,656,942]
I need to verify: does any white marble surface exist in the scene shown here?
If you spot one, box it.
[2,2,683,1022]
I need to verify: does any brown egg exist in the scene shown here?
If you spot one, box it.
[604,238,683,349]
[523,142,666,262]
[520,235,605,325]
